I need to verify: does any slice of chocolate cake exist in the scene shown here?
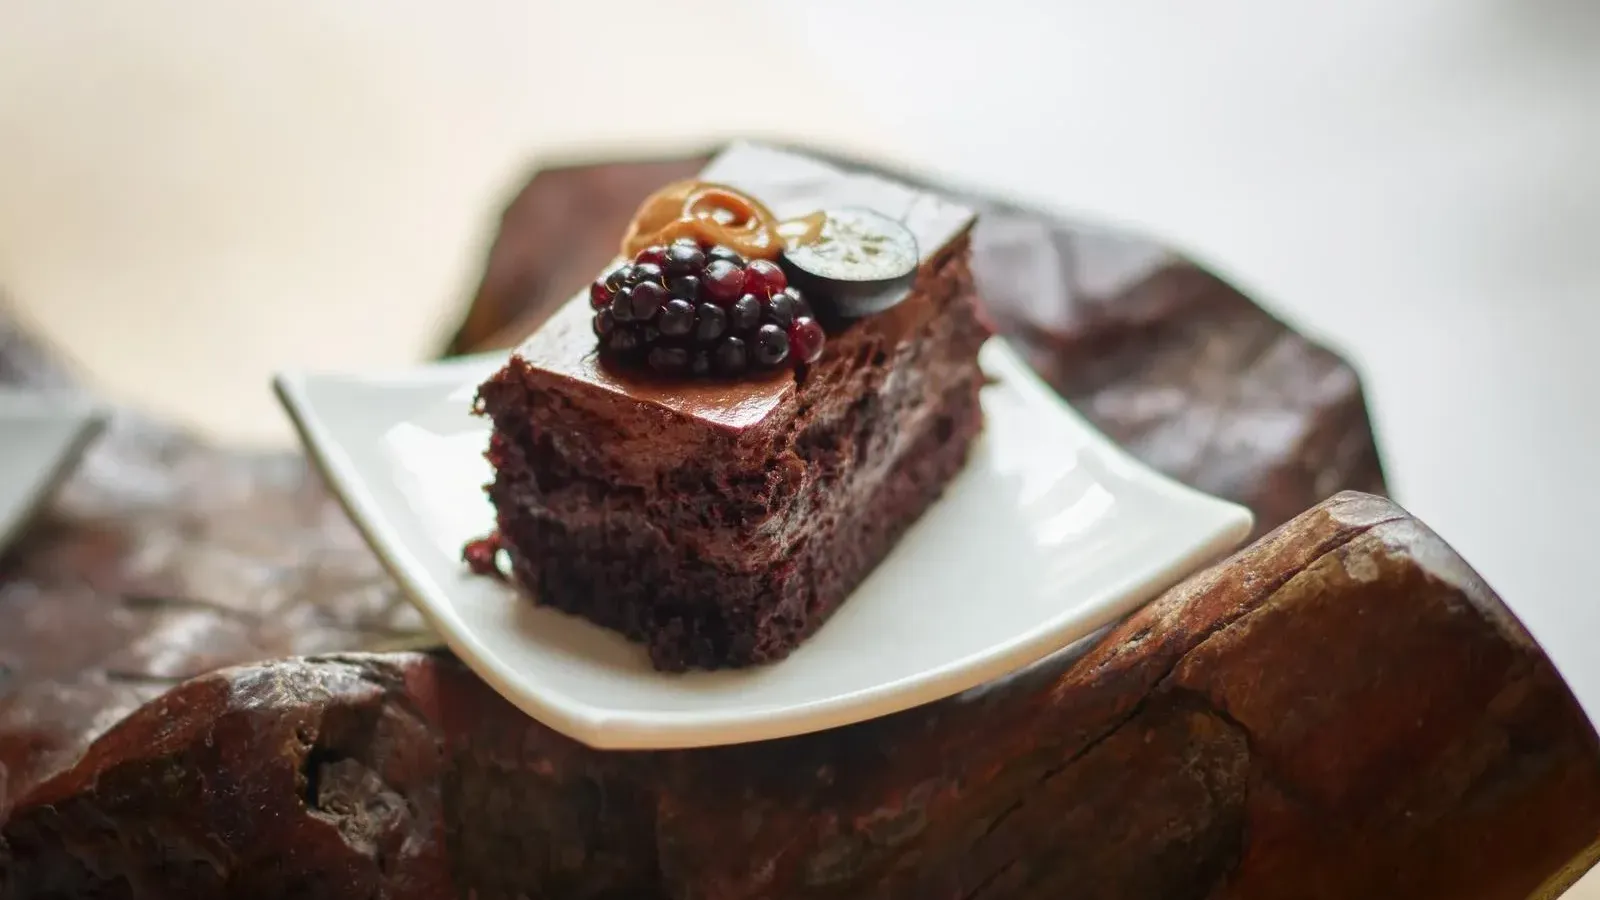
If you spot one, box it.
[472,142,990,671]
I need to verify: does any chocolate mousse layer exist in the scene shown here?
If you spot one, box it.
[473,142,988,671]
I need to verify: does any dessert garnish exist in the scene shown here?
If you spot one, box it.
[780,207,919,318]
[595,181,830,378]
[595,182,922,378]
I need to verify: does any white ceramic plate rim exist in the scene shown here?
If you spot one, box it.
[275,339,1253,749]
[0,389,107,554]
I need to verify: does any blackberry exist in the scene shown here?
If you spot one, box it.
[728,294,762,332]
[630,281,667,320]
[603,264,634,292]
[714,335,748,374]
[647,345,690,374]
[694,303,727,343]
[607,327,641,355]
[593,241,826,377]
[610,287,637,323]
[668,274,700,302]
[753,324,790,366]
[766,291,799,328]
[633,262,665,285]
[658,299,696,337]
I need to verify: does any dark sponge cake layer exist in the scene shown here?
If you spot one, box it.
[490,368,983,670]
[474,143,989,671]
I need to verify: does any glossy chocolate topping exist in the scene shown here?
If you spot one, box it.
[517,295,793,432]
[512,142,978,430]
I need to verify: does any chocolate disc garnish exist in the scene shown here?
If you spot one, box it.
[779,208,919,318]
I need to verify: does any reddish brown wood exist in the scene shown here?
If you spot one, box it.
[0,309,432,818]
[3,494,1595,899]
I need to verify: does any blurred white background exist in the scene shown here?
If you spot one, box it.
[2,1,1598,890]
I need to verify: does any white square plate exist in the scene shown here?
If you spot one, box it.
[275,338,1252,749]
[0,389,106,554]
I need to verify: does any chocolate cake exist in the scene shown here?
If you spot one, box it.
[472,142,989,670]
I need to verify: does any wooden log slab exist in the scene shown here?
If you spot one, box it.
[2,150,1597,898]
[0,306,432,819]
[3,495,1596,899]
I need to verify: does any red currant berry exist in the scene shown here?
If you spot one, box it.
[635,245,669,268]
[788,317,826,364]
[744,259,787,297]
[702,259,747,304]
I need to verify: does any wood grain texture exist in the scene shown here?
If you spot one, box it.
[1,150,1594,898]
[4,494,1594,899]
